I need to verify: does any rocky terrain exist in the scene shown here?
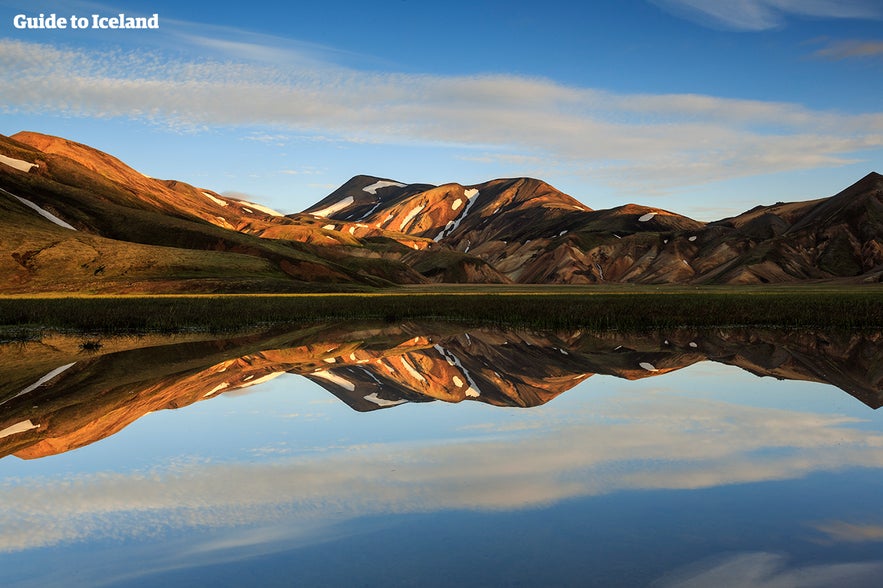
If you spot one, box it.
[1,131,881,292]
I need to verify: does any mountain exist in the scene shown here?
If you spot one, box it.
[1,324,880,460]
[2,130,882,291]
[309,173,883,285]
[0,132,428,292]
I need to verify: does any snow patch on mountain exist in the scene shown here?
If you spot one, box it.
[363,180,405,195]
[202,192,227,207]
[0,153,37,172]
[2,188,77,230]
[399,204,425,231]
[311,196,354,218]
[638,212,657,222]
[435,188,480,242]
[227,198,283,217]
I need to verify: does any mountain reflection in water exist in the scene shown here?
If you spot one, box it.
[1,323,880,460]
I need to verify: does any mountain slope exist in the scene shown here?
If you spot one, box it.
[3,130,881,291]
[305,172,882,285]
[0,133,430,291]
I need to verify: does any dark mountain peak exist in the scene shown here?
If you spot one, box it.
[302,175,436,221]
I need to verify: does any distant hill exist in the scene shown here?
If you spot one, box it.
[1,131,881,292]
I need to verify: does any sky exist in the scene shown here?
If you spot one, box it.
[1,0,882,219]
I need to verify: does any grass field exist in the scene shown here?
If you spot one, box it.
[0,284,880,335]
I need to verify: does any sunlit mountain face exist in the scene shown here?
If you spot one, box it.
[3,132,882,293]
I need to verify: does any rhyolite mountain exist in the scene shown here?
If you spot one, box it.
[1,131,881,292]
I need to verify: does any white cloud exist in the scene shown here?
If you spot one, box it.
[650,0,883,31]
[1,39,882,194]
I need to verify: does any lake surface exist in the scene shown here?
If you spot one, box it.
[1,323,882,587]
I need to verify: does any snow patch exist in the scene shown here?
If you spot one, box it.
[363,180,405,195]
[311,370,355,392]
[364,392,407,407]
[435,188,480,241]
[323,357,337,364]
[202,192,227,207]
[639,362,658,372]
[312,196,354,218]
[399,204,425,231]
[451,198,463,211]
[248,202,283,216]
[323,224,336,230]
[452,375,464,387]
[0,420,39,440]
[689,342,698,348]
[638,212,657,222]
[558,230,568,236]
[348,226,356,235]
[242,207,253,213]
[0,153,37,172]
[2,189,77,230]
[688,235,698,242]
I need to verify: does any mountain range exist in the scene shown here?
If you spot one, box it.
[1,131,882,292]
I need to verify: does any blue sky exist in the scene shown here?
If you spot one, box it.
[1,0,882,219]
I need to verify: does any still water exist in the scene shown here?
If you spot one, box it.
[1,324,882,587]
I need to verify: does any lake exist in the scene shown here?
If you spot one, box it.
[1,323,882,587]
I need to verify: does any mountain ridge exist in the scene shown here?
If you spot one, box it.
[1,130,881,292]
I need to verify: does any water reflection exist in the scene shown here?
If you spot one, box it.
[1,323,883,586]
[1,324,881,460]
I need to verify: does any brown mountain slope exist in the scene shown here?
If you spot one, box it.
[0,133,429,291]
[305,172,882,285]
[4,130,882,289]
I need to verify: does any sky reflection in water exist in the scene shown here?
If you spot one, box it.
[1,326,882,587]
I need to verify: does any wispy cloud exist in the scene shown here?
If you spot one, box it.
[649,0,883,31]
[813,39,883,59]
[1,39,882,193]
